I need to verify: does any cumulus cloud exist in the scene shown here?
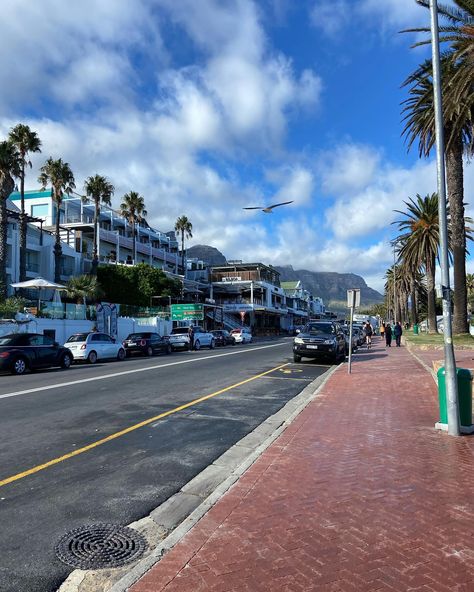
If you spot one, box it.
[310,0,351,38]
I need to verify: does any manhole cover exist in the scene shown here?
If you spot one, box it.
[55,523,147,569]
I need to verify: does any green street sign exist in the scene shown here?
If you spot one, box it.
[171,304,204,321]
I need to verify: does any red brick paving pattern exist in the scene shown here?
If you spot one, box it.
[131,339,474,592]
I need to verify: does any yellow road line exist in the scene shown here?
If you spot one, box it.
[0,363,289,488]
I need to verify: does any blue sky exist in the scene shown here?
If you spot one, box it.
[1,0,468,293]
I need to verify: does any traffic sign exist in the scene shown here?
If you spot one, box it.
[171,304,204,321]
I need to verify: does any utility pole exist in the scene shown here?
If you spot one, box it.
[430,0,460,436]
[393,243,397,324]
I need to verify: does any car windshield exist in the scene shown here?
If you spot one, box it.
[66,333,90,342]
[304,323,334,335]
[127,333,152,340]
[171,328,189,335]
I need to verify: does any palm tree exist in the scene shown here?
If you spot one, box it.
[174,215,193,276]
[394,194,442,333]
[466,272,474,313]
[402,57,473,333]
[8,124,42,284]
[38,158,75,283]
[0,142,21,299]
[119,191,147,264]
[84,175,114,275]
[66,274,103,314]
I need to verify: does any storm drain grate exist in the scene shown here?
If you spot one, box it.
[55,523,147,569]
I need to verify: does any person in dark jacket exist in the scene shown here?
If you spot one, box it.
[394,321,403,347]
[385,323,392,347]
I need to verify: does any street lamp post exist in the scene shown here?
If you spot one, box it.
[430,0,460,436]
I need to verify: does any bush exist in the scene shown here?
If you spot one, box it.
[0,296,27,318]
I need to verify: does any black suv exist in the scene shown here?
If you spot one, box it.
[122,332,172,357]
[293,321,346,364]
[0,333,73,375]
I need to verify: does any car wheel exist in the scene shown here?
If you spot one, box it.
[194,340,201,351]
[166,344,172,355]
[146,346,153,357]
[293,354,302,363]
[60,353,72,369]
[87,351,98,364]
[210,339,215,349]
[117,348,126,361]
[11,357,28,375]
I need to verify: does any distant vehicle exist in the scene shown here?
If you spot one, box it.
[293,321,346,364]
[122,332,172,357]
[231,327,253,343]
[211,330,235,346]
[166,327,192,351]
[64,332,126,364]
[0,333,73,375]
[190,326,215,350]
[167,326,215,351]
[342,326,358,354]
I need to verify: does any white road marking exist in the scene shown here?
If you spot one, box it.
[0,343,288,401]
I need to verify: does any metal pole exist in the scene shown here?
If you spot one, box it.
[348,304,354,374]
[393,244,397,324]
[430,0,459,436]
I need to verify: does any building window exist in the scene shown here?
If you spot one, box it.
[31,203,49,218]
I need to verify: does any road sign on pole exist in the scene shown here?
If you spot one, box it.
[347,289,360,374]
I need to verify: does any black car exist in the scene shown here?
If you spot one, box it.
[0,333,73,375]
[210,330,235,346]
[122,332,172,357]
[293,321,346,364]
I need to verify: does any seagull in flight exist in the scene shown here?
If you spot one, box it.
[243,200,294,213]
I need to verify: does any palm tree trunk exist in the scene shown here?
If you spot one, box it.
[132,220,136,264]
[19,161,27,283]
[54,195,62,284]
[91,201,99,276]
[0,174,14,299]
[446,135,468,333]
[181,231,185,276]
[410,277,418,325]
[426,255,437,334]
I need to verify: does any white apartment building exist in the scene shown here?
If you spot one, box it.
[9,189,181,277]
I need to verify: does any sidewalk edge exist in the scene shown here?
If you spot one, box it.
[89,364,340,592]
[405,342,437,384]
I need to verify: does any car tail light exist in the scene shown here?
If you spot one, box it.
[0,352,10,358]
[80,344,87,350]
[140,340,146,346]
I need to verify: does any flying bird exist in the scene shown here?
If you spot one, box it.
[243,200,294,213]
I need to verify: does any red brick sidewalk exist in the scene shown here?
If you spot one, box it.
[131,338,474,592]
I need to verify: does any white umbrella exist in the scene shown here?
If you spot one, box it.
[11,277,67,312]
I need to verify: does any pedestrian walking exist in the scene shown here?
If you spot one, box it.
[365,321,373,349]
[380,322,385,340]
[394,321,403,347]
[385,323,392,347]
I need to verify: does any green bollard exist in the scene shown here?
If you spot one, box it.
[437,367,473,427]
[413,324,419,335]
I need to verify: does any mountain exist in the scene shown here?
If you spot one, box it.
[186,245,383,309]
[187,244,227,266]
[274,265,383,310]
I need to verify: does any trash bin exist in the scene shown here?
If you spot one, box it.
[437,367,473,427]
[413,324,419,335]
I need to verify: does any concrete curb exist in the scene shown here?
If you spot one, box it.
[405,341,438,384]
[58,364,339,592]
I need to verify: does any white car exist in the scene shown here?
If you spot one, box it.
[231,328,253,343]
[167,326,215,351]
[64,332,126,364]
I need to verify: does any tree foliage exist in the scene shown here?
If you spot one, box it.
[97,263,180,306]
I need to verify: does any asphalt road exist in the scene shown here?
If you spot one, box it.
[0,338,331,592]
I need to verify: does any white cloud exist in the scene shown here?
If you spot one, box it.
[319,143,381,195]
[360,0,429,30]
[310,0,351,37]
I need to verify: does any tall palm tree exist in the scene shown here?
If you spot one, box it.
[466,272,474,313]
[119,191,147,264]
[66,274,103,312]
[84,175,114,275]
[402,57,473,333]
[174,215,193,276]
[38,158,75,283]
[0,142,21,299]
[8,124,42,284]
[394,194,443,333]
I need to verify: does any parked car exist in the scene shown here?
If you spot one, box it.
[64,332,126,364]
[122,332,172,357]
[231,327,253,343]
[166,327,192,351]
[211,330,235,346]
[293,321,346,364]
[353,324,366,345]
[342,326,358,354]
[190,326,215,350]
[0,333,73,375]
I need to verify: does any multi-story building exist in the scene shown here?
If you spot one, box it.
[9,190,181,276]
[209,262,288,333]
[281,281,310,331]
